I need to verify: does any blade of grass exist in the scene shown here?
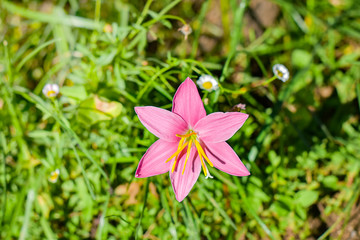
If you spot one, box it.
[142,15,186,28]
[18,167,45,240]
[219,0,249,83]
[40,217,57,240]
[135,179,149,240]
[0,133,7,230]
[136,65,175,101]
[19,189,35,240]
[197,183,237,230]
[181,199,200,239]
[183,59,212,75]
[135,0,153,26]
[16,38,59,71]
[356,81,360,112]
[318,178,360,240]
[71,145,96,200]
[127,0,153,39]
[190,0,211,59]
[11,35,38,64]
[96,192,110,240]
[33,60,69,95]
[1,42,30,161]
[2,1,101,30]
[13,86,108,180]
[157,0,182,17]
[128,0,181,40]
[220,0,230,51]
[251,53,268,77]
[233,176,276,240]
[210,169,237,189]
[95,0,102,23]
[157,182,178,239]
[153,84,173,101]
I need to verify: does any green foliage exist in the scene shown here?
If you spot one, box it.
[1,0,360,239]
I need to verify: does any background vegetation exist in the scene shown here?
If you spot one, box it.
[1,0,360,239]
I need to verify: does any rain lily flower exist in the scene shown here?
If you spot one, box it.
[42,83,59,98]
[48,169,60,183]
[196,75,219,92]
[178,24,192,40]
[135,78,250,202]
[272,64,290,82]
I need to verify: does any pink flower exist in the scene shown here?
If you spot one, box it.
[135,78,250,202]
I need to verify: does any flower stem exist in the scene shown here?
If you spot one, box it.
[261,75,278,86]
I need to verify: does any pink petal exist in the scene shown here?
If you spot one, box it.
[195,112,249,143]
[204,141,250,176]
[170,146,201,202]
[172,77,206,128]
[135,140,179,178]
[135,106,188,142]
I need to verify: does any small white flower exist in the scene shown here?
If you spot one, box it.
[42,83,59,98]
[196,75,219,91]
[178,24,192,40]
[272,64,290,82]
[48,169,60,183]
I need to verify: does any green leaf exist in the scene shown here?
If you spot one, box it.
[268,150,281,167]
[295,205,307,220]
[276,195,294,211]
[333,71,356,103]
[96,50,118,66]
[322,176,339,190]
[292,49,312,68]
[295,190,319,208]
[77,95,122,125]
[337,52,360,67]
[270,202,290,217]
[60,85,88,101]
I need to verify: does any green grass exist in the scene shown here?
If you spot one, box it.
[1,0,360,239]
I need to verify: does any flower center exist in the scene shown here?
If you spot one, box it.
[46,90,56,97]
[276,69,283,77]
[165,130,213,177]
[49,170,59,182]
[202,81,213,90]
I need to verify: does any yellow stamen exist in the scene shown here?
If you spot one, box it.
[194,141,207,176]
[182,139,192,175]
[176,138,185,156]
[194,141,213,167]
[199,153,207,176]
[176,132,196,138]
[165,141,188,163]
[171,159,177,173]
[167,130,214,177]
[171,137,185,172]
